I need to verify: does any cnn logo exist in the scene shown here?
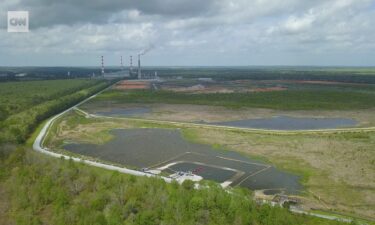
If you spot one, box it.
[8,11,29,33]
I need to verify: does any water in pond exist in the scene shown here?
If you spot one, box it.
[94,107,151,117]
[209,116,357,130]
[64,129,302,194]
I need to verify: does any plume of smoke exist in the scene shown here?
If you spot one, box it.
[139,44,154,56]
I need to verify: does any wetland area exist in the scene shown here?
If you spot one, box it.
[87,105,361,130]
[48,78,375,220]
[64,128,302,194]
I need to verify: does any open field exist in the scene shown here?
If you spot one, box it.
[45,110,375,220]
[81,102,375,128]
[93,86,375,110]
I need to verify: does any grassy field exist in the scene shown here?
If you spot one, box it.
[46,111,375,221]
[93,88,375,110]
[81,102,375,128]
[181,128,375,220]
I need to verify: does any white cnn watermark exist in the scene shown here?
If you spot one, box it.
[7,11,29,33]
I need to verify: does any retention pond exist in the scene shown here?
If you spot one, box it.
[64,128,302,194]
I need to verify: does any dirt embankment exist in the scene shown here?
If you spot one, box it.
[114,80,151,90]
[161,83,287,93]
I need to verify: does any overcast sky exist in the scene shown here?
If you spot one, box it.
[0,0,374,66]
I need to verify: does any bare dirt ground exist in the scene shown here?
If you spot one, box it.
[162,85,235,94]
[113,80,150,90]
[160,80,288,94]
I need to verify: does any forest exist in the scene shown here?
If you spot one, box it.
[0,147,347,225]
[0,79,115,144]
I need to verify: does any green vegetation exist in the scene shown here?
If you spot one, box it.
[0,79,101,121]
[0,78,348,225]
[0,79,115,144]
[146,67,375,83]
[178,128,375,220]
[0,147,346,225]
[46,111,375,221]
[94,89,375,110]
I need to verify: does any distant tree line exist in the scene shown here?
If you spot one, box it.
[144,68,375,84]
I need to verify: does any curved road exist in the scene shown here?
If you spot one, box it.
[32,82,172,183]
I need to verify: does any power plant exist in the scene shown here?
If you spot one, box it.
[98,55,129,79]
[137,54,141,79]
[99,46,158,80]
[130,55,133,73]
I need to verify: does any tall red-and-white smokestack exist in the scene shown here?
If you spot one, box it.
[101,56,105,76]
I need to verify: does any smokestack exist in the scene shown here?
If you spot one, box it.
[138,54,141,80]
[130,56,133,72]
[101,56,105,76]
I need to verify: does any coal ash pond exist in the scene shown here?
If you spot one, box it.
[64,128,302,194]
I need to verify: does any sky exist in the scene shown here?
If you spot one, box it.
[0,0,374,67]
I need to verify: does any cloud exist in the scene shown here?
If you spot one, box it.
[0,0,374,66]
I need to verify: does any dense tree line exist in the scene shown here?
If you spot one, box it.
[0,79,103,122]
[0,67,125,81]
[0,148,346,225]
[0,80,116,144]
[147,67,375,84]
